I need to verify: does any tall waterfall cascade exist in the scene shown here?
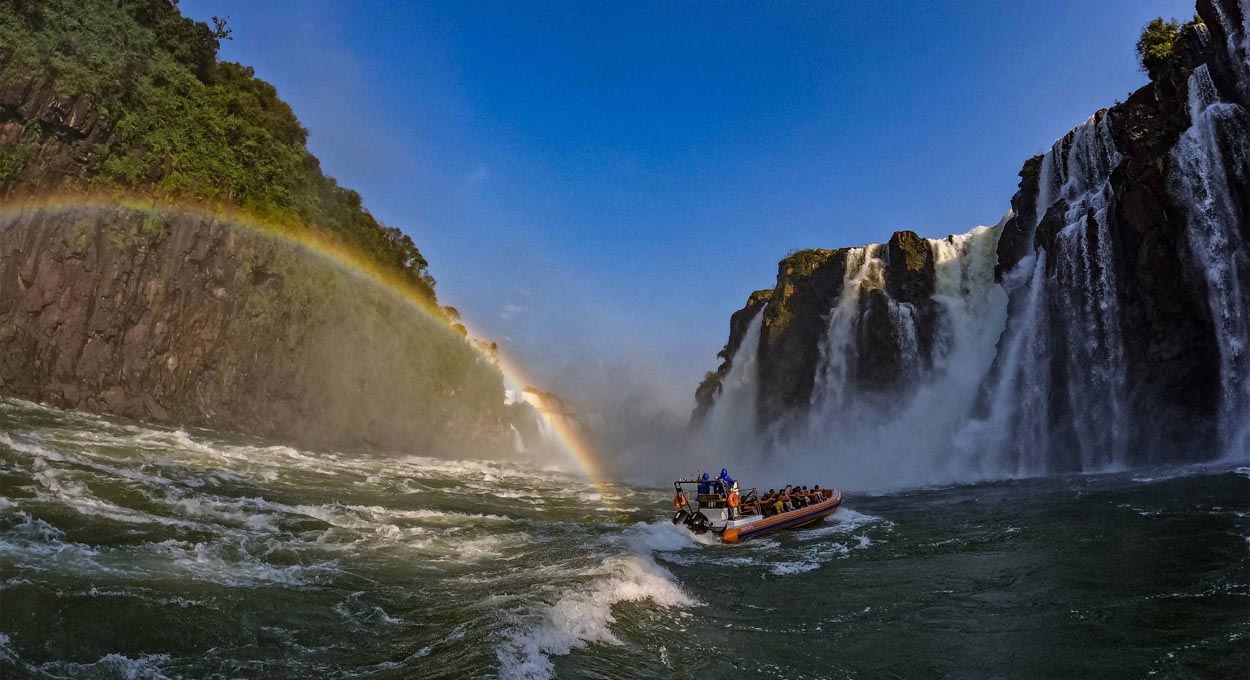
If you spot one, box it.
[700,307,767,453]
[967,114,1130,474]
[698,0,1250,486]
[1171,64,1250,456]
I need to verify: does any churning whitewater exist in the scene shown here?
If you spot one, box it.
[0,398,878,679]
[3,398,1246,679]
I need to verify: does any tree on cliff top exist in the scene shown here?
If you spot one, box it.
[0,0,438,301]
[1137,18,1182,81]
[1135,15,1205,84]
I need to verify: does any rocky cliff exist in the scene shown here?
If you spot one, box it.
[696,0,1250,472]
[0,202,519,456]
[0,1,541,455]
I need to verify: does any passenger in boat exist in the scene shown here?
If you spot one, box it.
[791,486,806,508]
[769,490,784,516]
[791,485,804,509]
[780,488,793,513]
[741,489,760,516]
[697,472,711,495]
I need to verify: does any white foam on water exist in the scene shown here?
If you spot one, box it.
[0,514,143,578]
[345,504,517,524]
[438,532,531,562]
[33,652,175,680]
[334,592,406,627]
[0,432,69,461]
[146,539,340,587]
[0,633,18,665]
[495,553,695,680]
[494,521,703,680]
[159,494,283,532]
[770,561,820,576]
[620,520,715,553]
[795,508,889,538]
[364,625,469,673]
[28,456,201,529]
[483,488,547,504]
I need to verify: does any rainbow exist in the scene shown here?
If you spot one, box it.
[0,194,613,495]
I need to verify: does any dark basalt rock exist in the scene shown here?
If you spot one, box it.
[885,231,934,303]
[884,230,938,368]
[995,155,1044,281]
[0,204,516,457]
[757,248,848,425]
[695,0,1246,464]
[692,288,771,423]
[698,232,948,428]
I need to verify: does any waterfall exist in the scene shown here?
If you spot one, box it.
[1211,0,1250,92]
[702,6,1250,482]
[930,226,1004,369]
[1048,114,1128,468]
[701,306,766,451]
[957,250,1052,475]
[1170,65,1250,457]
[510,424,525,453]
[506,388,571,459]
[961,114,1127,474]
[812,246,890,411]
[777,225,1005,488]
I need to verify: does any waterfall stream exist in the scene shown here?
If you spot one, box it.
[700,3,1250,484]
[701,306,766,453]
[1171,64,1250,456]
[711,103,1248,486]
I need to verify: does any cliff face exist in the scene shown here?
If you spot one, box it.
[697,0,1250,471]
[0,1,541,455]
[0,203,516,456]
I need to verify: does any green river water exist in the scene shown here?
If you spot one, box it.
[0,398,1246,679]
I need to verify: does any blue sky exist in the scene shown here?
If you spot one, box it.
[182,0,1193,407]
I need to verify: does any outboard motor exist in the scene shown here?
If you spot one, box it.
[685,512,711,534]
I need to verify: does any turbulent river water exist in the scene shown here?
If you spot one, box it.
[1,397,1247,679]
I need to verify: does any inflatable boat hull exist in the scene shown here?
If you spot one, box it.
[720,489,842,543]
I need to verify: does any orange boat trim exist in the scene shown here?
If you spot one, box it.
[721,489,842,543]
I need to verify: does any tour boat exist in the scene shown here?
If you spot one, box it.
[671,476,842,543]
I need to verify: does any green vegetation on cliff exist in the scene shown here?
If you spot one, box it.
[0,0,437,300]
[1135,15,1203,83]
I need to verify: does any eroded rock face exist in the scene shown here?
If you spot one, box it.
[692,288,771,423]
[695,0,1249,468]
[0,204,515,457]
[758,248,847,424]
[0,70,108,193]
[701,230,946,428]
